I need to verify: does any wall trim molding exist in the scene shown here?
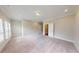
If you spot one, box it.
[73,42,79,51]
[54,36,79,51]
[54,35,74,43]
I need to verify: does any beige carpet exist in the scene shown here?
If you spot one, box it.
[1,35,78,53]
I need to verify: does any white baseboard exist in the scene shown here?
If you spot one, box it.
[54,36,79,51]
[73,42,79,51]
[54,36,74,43]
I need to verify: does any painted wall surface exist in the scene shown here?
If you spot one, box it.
[74,8,79,51]
[11,20,42,37]
[54,15,75,42]
[11,20,21,37]
[22,20,42,36]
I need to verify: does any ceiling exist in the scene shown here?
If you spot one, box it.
[0,5,77,22]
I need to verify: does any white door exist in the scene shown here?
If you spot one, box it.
[48,23,54,37]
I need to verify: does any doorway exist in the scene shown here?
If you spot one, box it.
[45,24,48,36]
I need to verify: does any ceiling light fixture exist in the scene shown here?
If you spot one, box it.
[36,13,40,16]
[35,10,40,16]
[64,9,68,12]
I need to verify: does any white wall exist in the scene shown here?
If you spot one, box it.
[74,7,79,51]
[11,20,21,37]
[22,20,42,36]
[54,15,75,42]
[11,20,42,37]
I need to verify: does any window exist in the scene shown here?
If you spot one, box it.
[4,21,11,40]
[0,19,4,42]
[0,18,11,41]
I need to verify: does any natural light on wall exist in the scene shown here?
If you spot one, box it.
[4,21,11,40]
[0,18,4,42]
[0,18,11,42]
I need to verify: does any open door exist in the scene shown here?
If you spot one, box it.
[45,24,48,36]
[48,23,54,37]
[43,23,54,37]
